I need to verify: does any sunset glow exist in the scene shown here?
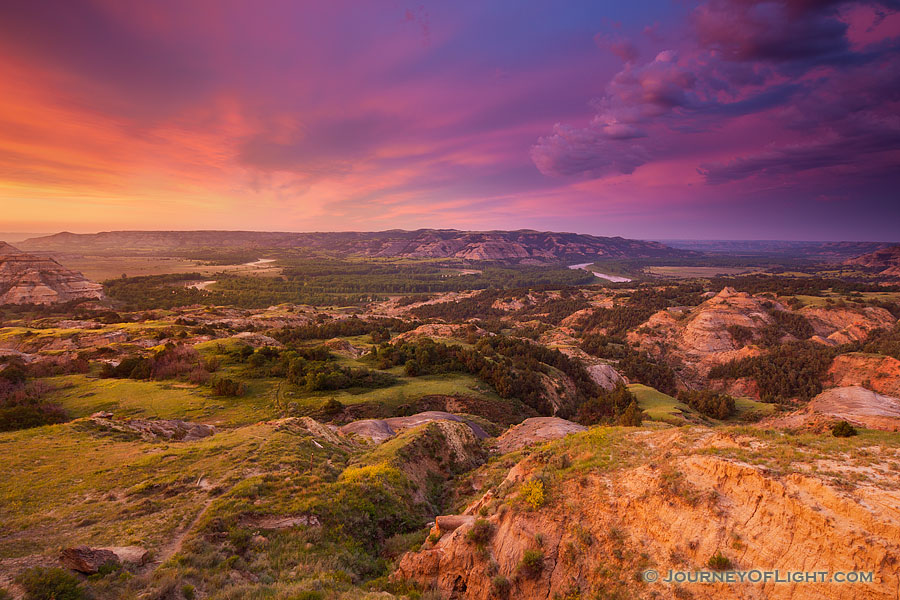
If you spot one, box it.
[1,0,898,239]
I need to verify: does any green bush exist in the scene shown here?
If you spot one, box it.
[491,575,511,596]
[677,390,736,419]
[466,519,494,545]
[832,420,858,437]
[707,552,733,571]
[617,400,644,426]
[518,549,544,578]
[577,383,640,425]
[182,583,196,600]
[16,567,85,600]
[211,376,246,397]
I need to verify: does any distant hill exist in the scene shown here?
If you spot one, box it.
[845,244,900,277]
[658,239,894,261]
[0,242,104,305]
[19,229,694,262]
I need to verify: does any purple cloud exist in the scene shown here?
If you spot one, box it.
[532,0,900,186]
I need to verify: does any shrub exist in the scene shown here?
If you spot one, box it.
[316,397,345,419]
[0,589,12,600]
[182,584,196,600]
[617,400,644,426]
[16,567,85,600]
[707,552,733,571]
[491,575,511,596]
[677,390,736,420]
[832,421,858,437]
[466,519,494,545]
[211,376,246,397]
[518,549,544,578]
[520,479,546,509]
[287,592,323,600]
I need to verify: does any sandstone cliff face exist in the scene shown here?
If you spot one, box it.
[627,288,895,388]
[800,306,895,346]
[767,386,900,432]
[0,242,104,305]
[827,353,900,397]
[627,288,775,383]
[397,428,900,600]
[844,244,900,277]
[556,346,626,391]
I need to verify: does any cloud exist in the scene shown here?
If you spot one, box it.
[532,0,900,186]
[700,117,900,183]
[594,33,640,63]
[531,124,650,177]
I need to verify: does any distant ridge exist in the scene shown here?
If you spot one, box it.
[658,239,893,260]
[845,244,900,277]
[19,229,695,262]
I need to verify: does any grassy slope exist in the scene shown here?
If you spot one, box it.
[45,375,277,427]
[629,383,774,424]
[628,383,695,423]
[0,420,311,559]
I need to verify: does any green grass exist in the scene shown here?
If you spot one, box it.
[45,375,277,426]
[629,384,774,424]
[0,420,317,559]
[627,383,695,424]
[283,372,500,411]
[698,426,900,483]
[732,396,775,419]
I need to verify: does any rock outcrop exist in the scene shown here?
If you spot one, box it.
[494,417,586,453]
[558,346,625,390]
[626,288,776,383]
[392,323,490,342]
[59,547,120,574]
[323,337,368,358]
[59,545,148,573]
[827,353,900,397]
[627,287,894,388]
[768,386,900,431]
[398,427,900,599]
[86,416,216,441]
[845,244,900,277]
[339,411,490,444]
[799,306,895,346]
[0,242,104,305]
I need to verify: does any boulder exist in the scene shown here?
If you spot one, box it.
[338,411,489,444]
[59,546,119,574]
[435,515,475,533]
[100,546,149,566]
[495,417,586,454]
[87,416,216,442]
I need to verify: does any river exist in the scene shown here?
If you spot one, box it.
[243,258,277,267]
[568,263,632,282]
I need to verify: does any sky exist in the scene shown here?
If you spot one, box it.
[0,0,898,241]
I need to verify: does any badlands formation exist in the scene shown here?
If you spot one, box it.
[0,242,104,305]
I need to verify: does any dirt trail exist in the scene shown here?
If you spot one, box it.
[138,491,218,574]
